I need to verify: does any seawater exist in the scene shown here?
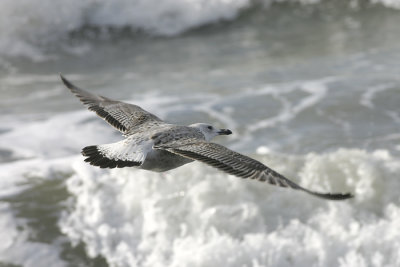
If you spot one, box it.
[1,1,400,266]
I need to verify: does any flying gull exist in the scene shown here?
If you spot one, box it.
[61,75,353,200]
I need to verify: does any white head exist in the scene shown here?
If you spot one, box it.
[190,123,232,141]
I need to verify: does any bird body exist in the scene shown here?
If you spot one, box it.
[61,75,353,200]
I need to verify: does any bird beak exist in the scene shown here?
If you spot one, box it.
[218,129,232,135]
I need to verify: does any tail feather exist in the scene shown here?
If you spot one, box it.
[82,145,141,168]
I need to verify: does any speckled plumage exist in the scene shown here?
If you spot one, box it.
[61,75,353,200]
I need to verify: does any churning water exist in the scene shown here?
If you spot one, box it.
[1,0,400,266]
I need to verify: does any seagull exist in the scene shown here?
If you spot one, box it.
[61,75,353,200]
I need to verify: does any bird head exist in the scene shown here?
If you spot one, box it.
[190,123,232,141]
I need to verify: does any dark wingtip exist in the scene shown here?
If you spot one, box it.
[334,192,354,200]
[60,74,75,90]
[311,191,354,201]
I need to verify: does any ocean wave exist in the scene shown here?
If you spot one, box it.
[0,0,250,60]
[59,148,400,267]
[1,0,400,61]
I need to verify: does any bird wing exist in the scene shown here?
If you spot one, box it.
[156,141,353,200]
[61,74,163,135]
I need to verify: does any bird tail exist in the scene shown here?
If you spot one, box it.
[81,144,142,169]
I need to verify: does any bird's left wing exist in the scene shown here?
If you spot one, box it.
[61,75,163,135]
[156,141,353,200]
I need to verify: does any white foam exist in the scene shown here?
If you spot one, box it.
[360,83,394,109]
[60,148,400,267]
[0,110,116,159]
[371,0,400,9]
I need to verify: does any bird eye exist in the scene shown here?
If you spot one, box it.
[207,126,213,130]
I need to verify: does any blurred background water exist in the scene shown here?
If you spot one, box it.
[1,0,400,266]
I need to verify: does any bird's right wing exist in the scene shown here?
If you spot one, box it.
[61,75,163,135]
[157,141,353,200]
